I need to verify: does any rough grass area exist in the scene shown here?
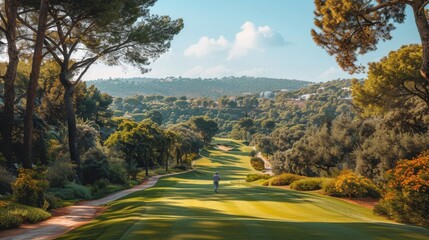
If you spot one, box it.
[0,201,51,230]
[59,138,429,240]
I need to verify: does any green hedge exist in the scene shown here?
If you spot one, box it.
[265,173,305,186]
[48,182,92,200]
[290,178,332,191]
[246,174,271,182]
[0,202,51,230]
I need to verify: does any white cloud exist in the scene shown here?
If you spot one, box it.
[184,21,287,60]
[228,21,286,60]
[318,67,344,82]
[184,36,229,57]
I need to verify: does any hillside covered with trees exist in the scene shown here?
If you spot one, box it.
[86,77,310,98]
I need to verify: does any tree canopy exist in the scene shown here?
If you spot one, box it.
[352,44,429,116]
[312,0,429,80]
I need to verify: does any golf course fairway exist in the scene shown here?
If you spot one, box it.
[58,138,429,240]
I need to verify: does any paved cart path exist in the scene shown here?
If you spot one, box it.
[0,172,191,240]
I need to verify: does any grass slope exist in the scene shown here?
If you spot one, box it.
[58,138,429,240]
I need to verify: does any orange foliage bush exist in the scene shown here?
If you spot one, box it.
[389,152,429,193]
[374,152,429,226]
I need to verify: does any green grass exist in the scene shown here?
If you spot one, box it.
[58,138,429,240]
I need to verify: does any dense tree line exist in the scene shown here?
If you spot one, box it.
[249,45,429,190]
[87,76,309,98]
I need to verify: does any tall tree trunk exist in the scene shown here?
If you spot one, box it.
[2,0,19,169]
[165,156,169,172]
[176,148,180,165]
[145,156,149,176]
[23,0,49,169]
[60,72,83,183]
[413,2,429,80]
[165,149,169,172]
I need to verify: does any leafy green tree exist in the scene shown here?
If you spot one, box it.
[352,45,429,115]
[188,116,219,145]
[312,0,429,80]
[261,119,276,133]
[105,119,154,177]
[174,100,189,109]
[354,129,429,182]
[77,84,113,127]
[165,96,177,103]
[21,0,183,182]
[146,110,163,125]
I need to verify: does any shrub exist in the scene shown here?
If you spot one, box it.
[374,153,429,225]
[12,168,49,208]
[46,160,75,188]
[108,162,128,185]
[82,148,109,185]
[7,203,51,223]
[0,202,51,230]
[48,182,92,200]
[0,210,22,230]
[92,184,125,199]
[136,170,148,182]
[155,169,168,175]
[334,170,380,198]
[174,165,187,171]
[322,170,380,198]
[93,178,110,191]
[321,179,337,195]
[249,150,258,157]
[125,159,139,180]
[267,173,305,186]
[44,193,62,210]
[290,178,332,191]
[65,183,92,200]
[250,157,265,171]
[0,167,14,195]
[246,174,271,182]
[48,188,74,200]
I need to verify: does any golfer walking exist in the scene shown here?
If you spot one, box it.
[213,171,221,193]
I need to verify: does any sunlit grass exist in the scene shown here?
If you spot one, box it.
[58,138,429,240]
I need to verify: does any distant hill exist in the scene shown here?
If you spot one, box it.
[86,76,310,98]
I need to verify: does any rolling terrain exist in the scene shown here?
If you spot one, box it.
[58,139,429,240]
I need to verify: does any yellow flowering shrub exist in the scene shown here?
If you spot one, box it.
[323,170,380,198]
[12,168,49,208]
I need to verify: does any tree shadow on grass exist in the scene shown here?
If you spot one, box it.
[58,198,429,240]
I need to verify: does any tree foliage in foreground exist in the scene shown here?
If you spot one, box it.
[312,0,429,81]
[352,45,429,114]
[375,152,429,226]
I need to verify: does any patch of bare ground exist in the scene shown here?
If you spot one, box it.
[217,145,233,151]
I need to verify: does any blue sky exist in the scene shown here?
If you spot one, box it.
[83,0,421,82]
